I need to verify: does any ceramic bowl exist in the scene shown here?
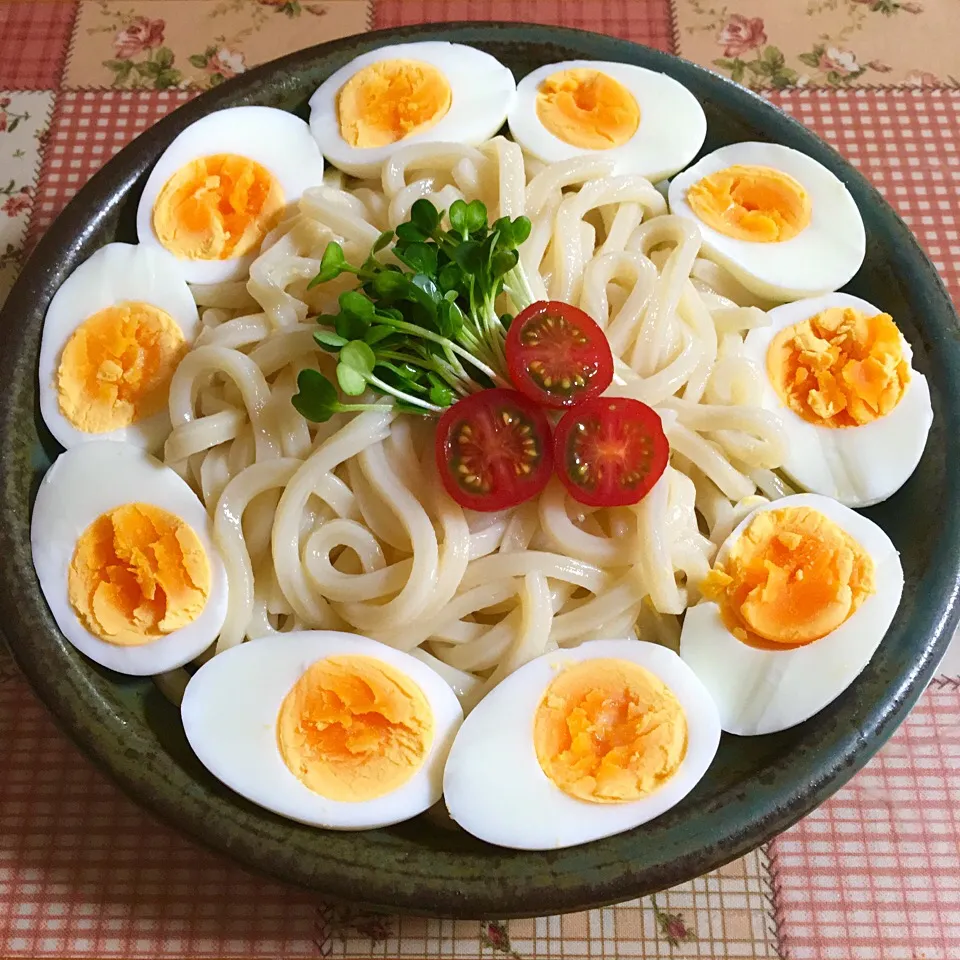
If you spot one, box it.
[1,23,958,918]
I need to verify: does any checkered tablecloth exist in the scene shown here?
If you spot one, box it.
[1,2,959,958]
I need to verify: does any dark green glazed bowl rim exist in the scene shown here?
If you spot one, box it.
[2,23,959,918]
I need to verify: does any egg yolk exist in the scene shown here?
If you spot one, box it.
[686,165,811,243]
[536,68,640,150]
[767,306,910,428]
[277,655,434,802]
[68,503,210,646]
[533,658,687,804]
[701,506,875,648]
[152,154,284,261]
[337,59,452,149]
[56,301,187,434]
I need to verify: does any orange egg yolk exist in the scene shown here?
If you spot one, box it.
[686,165,811,243]
[700,507,875,648]
[277,655,434,802]
[767,306,910,428]
[152,154,284,261]
[337,59,452,149]
[536,68,640,150]
[56,301,187,434]
[533,658,687,804]
[68,503,210,646]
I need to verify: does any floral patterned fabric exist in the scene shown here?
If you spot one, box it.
[0,2,959,958]
[675,0,956,90]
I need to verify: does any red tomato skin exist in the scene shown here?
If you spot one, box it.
[505,300,614,409]
[435,388,554,512]
[554,397,669,508]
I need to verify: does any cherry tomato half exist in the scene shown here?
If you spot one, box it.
[505,300,614,409]
[554,397,669,507]
[435,389,554,512]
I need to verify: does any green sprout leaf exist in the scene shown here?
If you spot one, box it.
[314,329,348,351]
[437,261,462,293]
[437,299,465,340]
[364,324,396,346]
[334,311,369,342]
[337,364,368,396]
[293,194,536,422]
[465,199,487,234]
[409,273,441,306]
[340,339,376,374]
[395,222,428,243]
[309,242,349,288]
[338,290,376,321]
[370,269,409,300]
[494,215,531,250]
[511,216,532,247]
[410,198,440,235]
[376,360,427,393]
[376,306,405,324]
[372,230,394,253]
[452,239,484,274]
[292,369,340,422]
[396,241,438,277]
[426,373,456,407]
[448,199,468,236]
[491,248,519,280]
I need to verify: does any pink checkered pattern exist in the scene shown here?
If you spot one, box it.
[761,88,960,958]
[768,88,960,309]
[28,89,195,248]
[374,0,674,52]
[0,676,326,958]
[1,3,960,956]
[770,678,960,959]
[0,1,76,90]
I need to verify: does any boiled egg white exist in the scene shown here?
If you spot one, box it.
[443,639,720,850]
[31,441,228,676]
[37,242,199,453]
[137,106,325,283]
[680,494,903,737]
[309,42,517,179]
[742,293,932,508]
[508,60,706,181]
[181,631,463,830]
[668,142,866,301]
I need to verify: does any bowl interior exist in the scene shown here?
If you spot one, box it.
[1,22,959,918]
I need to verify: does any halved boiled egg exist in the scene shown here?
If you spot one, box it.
[31,441,228,676]
[181,631,463,829]
[309,42,517,179]
[443,640,719,850]
[508,60,706,181]
[668,142,866,301]
[742,293,933,507]
[37,243,199,452]
[137,106,325,283]
[680,494,903,736]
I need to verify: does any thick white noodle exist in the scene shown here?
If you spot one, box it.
[159,138,788,708]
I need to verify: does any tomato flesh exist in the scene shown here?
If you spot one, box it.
[554,397,669,507]
[435,388,553,512]
[506,300,613,409]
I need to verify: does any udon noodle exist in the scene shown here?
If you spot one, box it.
[159,136,793,708]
